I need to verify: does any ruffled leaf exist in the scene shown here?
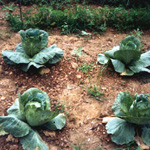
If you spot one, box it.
[2,51,30,64]
[21,129,48,150]
[106,118,135,145]
[104,46,120,58]
[129,51,150,73]
[21,62,45,72]
[48,46,63,64]
[43,114,66,130]
[7,98,24,121]
[142,126,150,146]
[0,116,30,137]
[97,54,109,65]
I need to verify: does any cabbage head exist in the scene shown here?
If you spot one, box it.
[97,36,150,76]
[2,28,63,72]
[0,88,66,150]
[106,92,150,146]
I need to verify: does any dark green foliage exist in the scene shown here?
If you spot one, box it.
[2,3,150,33]
[4,0,150,8]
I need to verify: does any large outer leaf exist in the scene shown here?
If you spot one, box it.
[142,127,150,146]
[15,43,26,54]
[114,50,141,65]
[110,59,125,73]
[106,118,135,145]
[104,46,120,58]
[21,130,48,150]
[112,92,133,118]
[43,114,66,130]
[21,62,45,72]
[32,44,63,64]
[7,98,25,121]
[48,45,63,64]
[2,51,30,64]
[97,54,109,65]
[19,29,48,57]
[129,51,150,73]
[0,116,30,137]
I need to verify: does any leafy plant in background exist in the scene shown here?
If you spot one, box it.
[97,36,150,76]
[2,28,63,72]
[106,92,150,146]
[0,88,66,150]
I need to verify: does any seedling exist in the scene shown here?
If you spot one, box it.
[80,30,92,41]
[78,63,95,74]
[53,100,69,117]
[71,47,83,60]
[87,85,104,102]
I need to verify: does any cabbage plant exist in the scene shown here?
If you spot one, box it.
[97,36,150,76]
[106,92,150,146]
[2,28,63,72]
[0,88,66,150]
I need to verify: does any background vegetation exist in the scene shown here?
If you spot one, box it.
[1,0,150,33]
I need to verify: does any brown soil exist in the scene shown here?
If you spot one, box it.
[1,4,150,150]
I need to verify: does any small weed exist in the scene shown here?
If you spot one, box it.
[53,100,69,117]
[71,47,83,60]
[87,85,104,101]
[121,81,126,85]
[78,63,95,74]
[5,33,12,38]
[130,28,143,40]
[111,141,142,150]
[61,22,71,35]
[97,64,108,85]
[70,141,101,150]
[80,30,92,41]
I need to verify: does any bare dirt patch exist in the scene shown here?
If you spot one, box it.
[1,7,150,150]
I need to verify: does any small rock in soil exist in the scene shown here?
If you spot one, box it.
[49,145,61,150]
[39,68,50,75]
[43,131,56,137]
[6,135,15,142]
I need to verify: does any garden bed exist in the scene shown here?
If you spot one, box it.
[1,6,150,150]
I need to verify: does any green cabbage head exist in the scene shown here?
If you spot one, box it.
[19,28,49,57]
[0,88,66,150]
[112,92,150,125]
[18,88,52,126]
[2,28,63,72]
[106,92,150,146]
[97,36,150,76]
